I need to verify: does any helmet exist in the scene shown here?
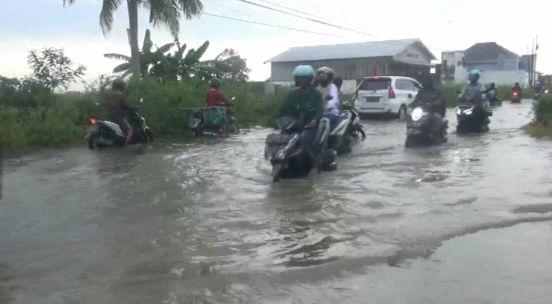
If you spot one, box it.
[317,66,335,80]
[468,69,481,83]
[112,79,126,91]
[292,65,315,78]
[210,78,221,88]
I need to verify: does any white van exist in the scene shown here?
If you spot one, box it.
[354,76,422,119]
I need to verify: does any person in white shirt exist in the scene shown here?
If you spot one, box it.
[316,67,341,128]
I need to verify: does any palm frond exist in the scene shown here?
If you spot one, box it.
[104,53,131,61]
[99,0,123,34]
[156,43,175,54]
[175,0,203,19]
[113,62,131,73]
[193,40,209,60]
[148,0,180,37]
[142,29,153,54]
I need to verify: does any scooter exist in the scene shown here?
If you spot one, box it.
[187,97,239,136]
[455,101,491,134]
[405,106,448,147]
[511,90,522,103]
[265,116,336,182]
[87,109,152,149]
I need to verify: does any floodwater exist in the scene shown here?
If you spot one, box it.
[1,101,552,303]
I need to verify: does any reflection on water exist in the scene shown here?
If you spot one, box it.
[1,102,552,303]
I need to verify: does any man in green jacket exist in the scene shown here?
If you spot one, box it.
[278,65,324,173]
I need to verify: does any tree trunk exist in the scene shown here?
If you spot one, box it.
[127,0,141,76]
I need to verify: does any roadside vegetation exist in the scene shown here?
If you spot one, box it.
[0,37,286,154]
[523,94,552,137]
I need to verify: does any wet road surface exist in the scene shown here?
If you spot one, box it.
[1,100,552,303]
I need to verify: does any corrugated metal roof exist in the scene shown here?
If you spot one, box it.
[267,39,433,63]
[464,42,518,63]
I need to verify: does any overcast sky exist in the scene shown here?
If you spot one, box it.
[0,0,549,88]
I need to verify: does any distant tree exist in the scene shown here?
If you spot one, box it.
[26,48,86,91]
[63,0,203,77]
[196,49,250,82]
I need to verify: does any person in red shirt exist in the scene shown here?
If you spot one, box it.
[206,79,231,107]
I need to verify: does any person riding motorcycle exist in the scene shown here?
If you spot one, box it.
[103,79,134,145]
[278,65,324,174]
[486,82,499,103]
[316,67,340,128]
[411,75,446,135]
[206,78,231,107]
[512,82,523,96]
[413,75,446,117]
[459,69,491,121]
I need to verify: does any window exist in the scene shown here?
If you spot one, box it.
[358,77,391,91]
[395,79,415,90]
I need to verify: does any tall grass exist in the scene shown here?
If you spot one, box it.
[0,78,287,153]
[523,94,552,137]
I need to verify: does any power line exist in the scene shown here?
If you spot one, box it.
[233,0,378,38]
[202,12,348,38]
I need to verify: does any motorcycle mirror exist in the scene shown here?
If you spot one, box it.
[139,98,144,103]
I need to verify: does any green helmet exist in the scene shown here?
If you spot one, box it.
[292,65,315,78]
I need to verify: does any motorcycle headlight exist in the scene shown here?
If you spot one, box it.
[465,108,473,115]
[455,108,462,115]
[411,107,424,121]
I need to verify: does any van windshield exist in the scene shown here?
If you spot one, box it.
[359,78,391,91]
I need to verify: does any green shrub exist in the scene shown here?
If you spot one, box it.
[0,77,289,153]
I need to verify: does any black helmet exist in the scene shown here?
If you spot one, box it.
[112,79,126,92]
[210,78,221,88]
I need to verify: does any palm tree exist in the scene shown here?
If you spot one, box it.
[63,0,203,76]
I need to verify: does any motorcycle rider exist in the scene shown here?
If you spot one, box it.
[316,67,340,128]
[512,82,523,96]
[411,75,446,135]
[459,69,491,123]
[206,78,231,107]
[278,65,324,174]
[486,82,499,103]
[103,79,134,145]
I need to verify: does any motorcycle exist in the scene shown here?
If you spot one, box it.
[405,106,448,147]
[511,90,522,103]
[486,89,502,106]
[327,109,366,154]
[187,97,239,136]
[87,109,153,149]
[265,116,336,182]
[455,101,491,134]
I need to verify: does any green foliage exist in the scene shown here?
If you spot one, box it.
[534,94,552,125]
[27,48,86,91]
[0,75,286,153]
[437,83,464,107]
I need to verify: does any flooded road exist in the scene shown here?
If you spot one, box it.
[2,101,552,303]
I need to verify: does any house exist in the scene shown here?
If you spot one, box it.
[441,42,529,86]
[267,39,435,93]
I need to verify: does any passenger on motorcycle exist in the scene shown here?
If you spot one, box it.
[206,78,232,107]
[278,65,324,174]
[103,79,134,145]
[316,67,340,128]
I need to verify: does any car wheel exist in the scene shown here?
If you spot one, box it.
[397,105,407,120]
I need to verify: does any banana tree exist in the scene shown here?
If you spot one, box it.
[104,29,174,77]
